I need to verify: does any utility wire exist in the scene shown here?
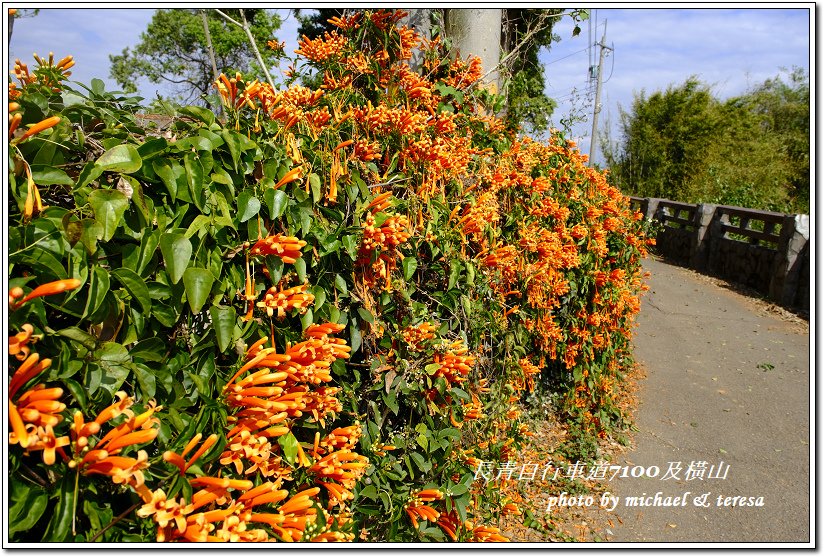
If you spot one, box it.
[602,41,616,84]
[544,46,589,66]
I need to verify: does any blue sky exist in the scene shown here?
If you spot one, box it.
[7,6,812,164]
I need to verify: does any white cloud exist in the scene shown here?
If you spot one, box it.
[539,7,810,163]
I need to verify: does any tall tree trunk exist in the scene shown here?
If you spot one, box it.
[401,9,433,72]
[444,9,502,93]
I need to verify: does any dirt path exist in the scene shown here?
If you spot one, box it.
[605,257,811,544]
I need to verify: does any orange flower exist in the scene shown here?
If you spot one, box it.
[273,166,304,189]
[249,234,306,264]
[10,278,81,309]
[13,115,60,143]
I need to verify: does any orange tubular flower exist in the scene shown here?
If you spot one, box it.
[9,112,22,138]
[274,166,304,189]
[405,503,440,528]
[9,323,35,360]
[189,476,254,491]
[249,234,307,264]
[164,432,219,475]
[257,283,314,319]
[9,352,51,400]
[10,278,81,309]
[13,115,60,143]
[470,524,510,542]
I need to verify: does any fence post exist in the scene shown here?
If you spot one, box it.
[645,198,661,221]
[690,203,716,272]
[769,214,810,307]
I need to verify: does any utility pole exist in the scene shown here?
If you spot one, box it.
[589,20,611,166]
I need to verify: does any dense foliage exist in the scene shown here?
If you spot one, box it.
[603,68,810,214]
[8,10,650,543]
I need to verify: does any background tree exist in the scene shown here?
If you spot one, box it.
[603,68,809,214]
[109,8,281,108]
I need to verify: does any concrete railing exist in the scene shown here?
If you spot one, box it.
[629,196,810,310]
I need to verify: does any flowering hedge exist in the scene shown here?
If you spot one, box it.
[7,10,651,543]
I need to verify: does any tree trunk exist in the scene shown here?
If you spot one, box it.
[401,9,433,72]
[444,9,502,93]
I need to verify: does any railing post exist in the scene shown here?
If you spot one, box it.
[770,214,810,307]
[645,198,661,222]
[690,203,716,272]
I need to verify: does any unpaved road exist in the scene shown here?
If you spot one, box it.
[606,257,811,544]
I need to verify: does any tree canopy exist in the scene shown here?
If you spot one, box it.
[603,68,810,214]
[109,8,281,108]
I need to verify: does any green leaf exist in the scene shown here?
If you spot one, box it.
[449,483,469,496]
[300,308,314,330]
[209,304,236,353]
[129,338,166,362]
[357,307,374,324]
[221,129,242,172]
[152,159,183,201]
[349,316,362,354]
[111,268,152,314]
[94,342,131,397]
[309,173,322,202]
[293,257,307,282]
[74,219,103,255]
[342,235,359,261]
[42,472,76,542]
[237,191,261,223]
[184,214,212,239]
[448,260,462,291]
[9,483,48,536]
[183,267,215,313]
[264,188,289,219]
[402,257,418,281]
[56,327,98,351]
[95,144,142,174]
[88,189,130,242]
[63,377,89,412]
[136,137,169,160]
[159,233,192,284]
[31,165,74,186]
[335,274,348,296]
[82,266,110,319]
[184,152,204,207]
[179,105,216,126]
[132,362,157,400]
[278,431,299,465]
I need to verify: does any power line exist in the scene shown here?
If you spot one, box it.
[544,46,589,66]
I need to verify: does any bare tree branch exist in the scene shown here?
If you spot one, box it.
[213,8,276,91]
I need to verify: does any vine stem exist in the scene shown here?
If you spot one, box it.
[72,466,80,536]
[89,502,140,542]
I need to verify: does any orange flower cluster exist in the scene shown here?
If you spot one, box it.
[257,283,314,319]
[8,280,82,456]
[12,52,74,91]
[442,56,483,90]
[404,488,443,528]
[400,321,438,352]
[216,73,263,111]
[249,234,306,264]
[76,395,159,488]
[457,190,499,243]
[295,31,349,63]
[357,209,411,290]
[431,340,474,388]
